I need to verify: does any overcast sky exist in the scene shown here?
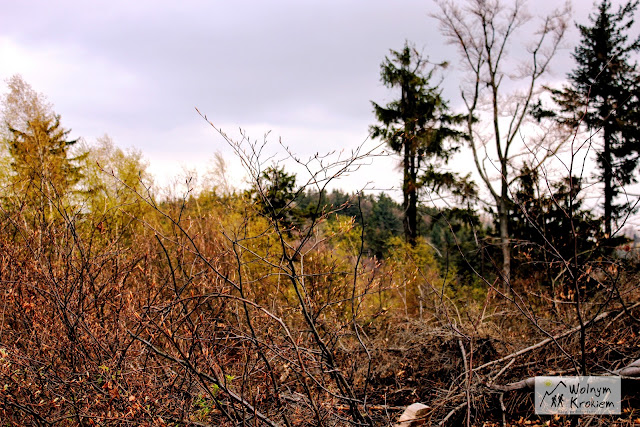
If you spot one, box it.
[0,0,634,202]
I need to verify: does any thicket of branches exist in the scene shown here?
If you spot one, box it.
[1,1,640,426]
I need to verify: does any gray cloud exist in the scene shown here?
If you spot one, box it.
[1,0,632,192]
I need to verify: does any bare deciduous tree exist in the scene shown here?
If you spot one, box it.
[433,0,570,283]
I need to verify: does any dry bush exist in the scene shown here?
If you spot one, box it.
[2,120,639,427]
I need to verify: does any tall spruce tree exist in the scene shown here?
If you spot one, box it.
[553,0,640,240]
[370,43,465,246]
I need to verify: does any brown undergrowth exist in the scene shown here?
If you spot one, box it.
[1,187,639,426]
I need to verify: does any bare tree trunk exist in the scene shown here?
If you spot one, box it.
[603,126,613,239]
[402,83,418,246]
[403,132,415,246]
[499,186,511,284]
[408,143,418,246]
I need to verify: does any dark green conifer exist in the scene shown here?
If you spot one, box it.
[370,42,466,245]
[553,0,640,239]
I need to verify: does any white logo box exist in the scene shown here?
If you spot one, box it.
[534,376,621,415]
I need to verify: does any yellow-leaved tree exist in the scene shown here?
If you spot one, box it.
[77,134,152,242]
[2,75,82,228]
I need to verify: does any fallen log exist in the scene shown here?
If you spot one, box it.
[490,356,640,392]
[615,358,640,377]
[476,302,640,373]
